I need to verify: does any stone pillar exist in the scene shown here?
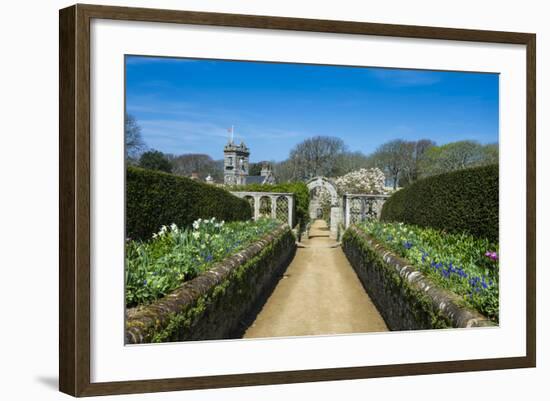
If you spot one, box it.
[344,195,351,228]
[330,206,340,239]
[253,196,260,221]
[287,195,294,228]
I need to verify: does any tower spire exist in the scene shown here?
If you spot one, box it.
[228,125,234,143]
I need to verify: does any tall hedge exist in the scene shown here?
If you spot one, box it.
[127,167,252,240]
[381,164,498,242]
[229,182,310,228]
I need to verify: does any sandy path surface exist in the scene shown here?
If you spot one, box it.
[243,219,388,338]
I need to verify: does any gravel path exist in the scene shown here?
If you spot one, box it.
[243,219,388,338]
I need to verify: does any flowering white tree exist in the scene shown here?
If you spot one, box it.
[334,168,386,195]
[313,168,386,220]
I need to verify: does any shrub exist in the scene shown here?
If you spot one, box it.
[127,166,252,240]
[138,150,173,173]
[381,164,498,242]
[229,182,310,228]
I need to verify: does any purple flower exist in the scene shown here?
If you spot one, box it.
[421,252,428,262]
[485,251,498,262]
[403,241,413,250]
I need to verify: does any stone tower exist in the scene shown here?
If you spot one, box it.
[223,139,249,185]
[260,162,271,177]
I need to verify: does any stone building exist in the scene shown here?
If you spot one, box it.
[223,140,249,185]
[223,138,275,185]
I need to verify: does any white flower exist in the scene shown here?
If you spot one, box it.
[192,232,200,239]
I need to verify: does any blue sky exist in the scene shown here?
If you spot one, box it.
[125,55,499,162]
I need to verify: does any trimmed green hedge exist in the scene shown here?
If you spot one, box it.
[127,166,252,240]
[381,164,498,242]
[229,182,310,228]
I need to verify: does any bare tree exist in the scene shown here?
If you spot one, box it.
[400,139,436,185]
[287,136,346,180]
[371,139,413,189]
[125,113,146,161]
[333,151,373,176]
[272,159,296,183]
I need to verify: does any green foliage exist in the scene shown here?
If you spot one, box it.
[139,227,295,343]
[126,218,279,307]
[138,150,173,173]
[356,220,499,321]
[127,166,252,240]
[419,141,498,177]
[229,181,310,228]
[381,164,498,242]
[248,162,264,176]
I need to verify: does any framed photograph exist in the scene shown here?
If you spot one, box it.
[59,4,536,397]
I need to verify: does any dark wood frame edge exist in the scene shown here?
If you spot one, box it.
[59,3,536,397]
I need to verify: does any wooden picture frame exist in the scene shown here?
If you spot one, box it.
[59,3,536,397]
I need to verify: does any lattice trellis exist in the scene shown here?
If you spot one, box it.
[348,197,380,225]
[259,196,272,217]
[275,196,289,222]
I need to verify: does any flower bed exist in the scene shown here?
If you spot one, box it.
[125,218,280,307]
[357,220,499,321]
[126,224,296,343]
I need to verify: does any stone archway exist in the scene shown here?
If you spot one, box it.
[306,177,342,239]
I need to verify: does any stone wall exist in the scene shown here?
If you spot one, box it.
[342,226,495,330]
[126,225,296,344]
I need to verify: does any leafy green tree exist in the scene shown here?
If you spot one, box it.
[419,140,489,177]
[138,150,173,173]
[481,143,499,164]
[248,162,262,176]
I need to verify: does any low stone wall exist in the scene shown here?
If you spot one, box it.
[126,225,296,344]
[342,226,495,330]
